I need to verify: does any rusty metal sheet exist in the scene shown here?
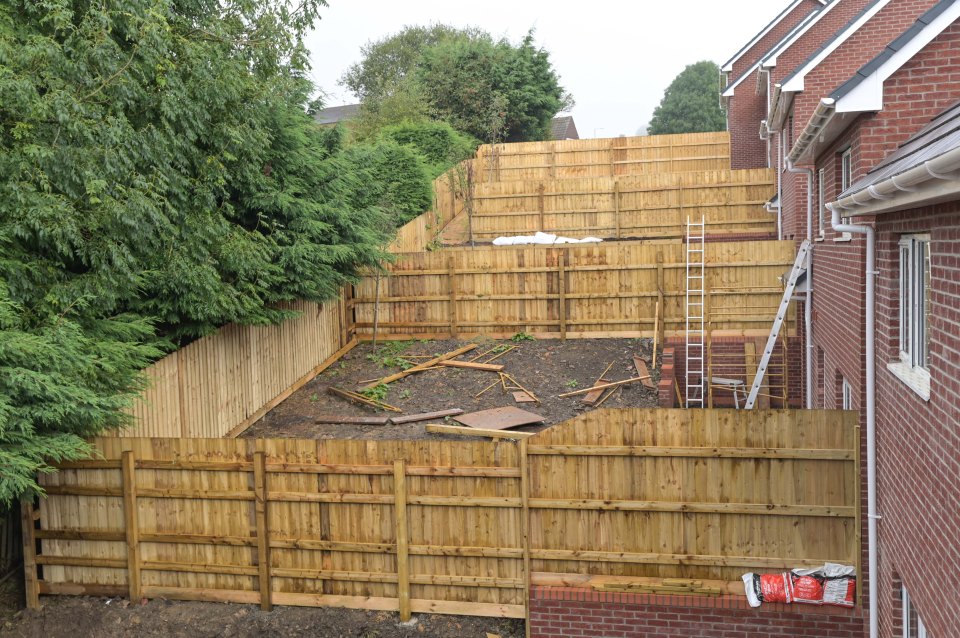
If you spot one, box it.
[453,407,544,430]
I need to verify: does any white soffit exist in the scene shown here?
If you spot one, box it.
[837,1,960,112]
[781,0,892,92]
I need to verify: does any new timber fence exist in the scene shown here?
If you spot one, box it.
[473,132,731,183]
[24,409,859,619]
[464,168,776,241]
[353,240,797,340]
[126,298,354,439]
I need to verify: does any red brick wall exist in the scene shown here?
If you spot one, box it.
[871,204,960,638]
[726,1,823,169]
[530,586,865,638]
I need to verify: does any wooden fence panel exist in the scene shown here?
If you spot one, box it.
[124,297,353,439]
[30,409,859,618]
[352,240,796,340]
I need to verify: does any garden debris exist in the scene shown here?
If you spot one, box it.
[315,415,390,425]
[425,424,534,439]
[633,356,656,389]
[581,361,615,405]
[454,406,544,430]
[558,376,651,398]
[390,409,465,425]
[512,391,536,403]
[327,387,402,413]
[360,344,478,390]
[594,386,622,408]
[475,378,502,399]
[439,360,504,372]
[483,345,517,363]
[500,372,540,404]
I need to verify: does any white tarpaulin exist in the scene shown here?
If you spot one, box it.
[492,232,603,246]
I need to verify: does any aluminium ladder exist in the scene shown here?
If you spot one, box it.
[743,240,812,409]
[685,216,706,408]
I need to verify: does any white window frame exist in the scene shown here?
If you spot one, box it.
[889,234,932,400]
[842,378,853,410]
[817,167,826,238]
[902,585,929,638]
[837,149,853,240]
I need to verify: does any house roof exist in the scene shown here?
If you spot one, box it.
[722,7,825,97]
[550,116,579,140]
[721,0,811,73]
[843,102,960,198]
[778,0,890,92]
[830,0,957,102]
[760,0,851,69]
[830,100,960,215]
[312,104,361,125]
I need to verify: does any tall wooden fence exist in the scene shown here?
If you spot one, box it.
[24,409,860,617]
[353,240,796,340]
[473,132,731,183]
[462,168,776,241]
[126,298,353,439]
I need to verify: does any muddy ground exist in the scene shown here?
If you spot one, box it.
[0,595,523,638]
[242,337,660,440]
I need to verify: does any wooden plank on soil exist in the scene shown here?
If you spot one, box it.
[438,360,504,372]
[633,357,656,389]
[453,407,544,430]
[581,361,615,405]
[360,344,477,390]
[425,424,534,439]
[390,409,465,425]
[513,391,537,403]
[315,415,391,425]
[558,376,650,398]
[326,387,402,412]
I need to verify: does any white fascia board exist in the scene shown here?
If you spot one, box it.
[722,0,806,73]
[781,0,892,93]
[762,1,840,69]
[837,1,960,113]
[722,61,762,97]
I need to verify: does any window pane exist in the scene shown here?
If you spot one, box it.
[922,241,931,369]
[900,244,910,358]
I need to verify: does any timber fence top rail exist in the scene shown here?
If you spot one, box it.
[475,132,731,157]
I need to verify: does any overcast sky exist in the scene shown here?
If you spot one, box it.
[303,1,781,138]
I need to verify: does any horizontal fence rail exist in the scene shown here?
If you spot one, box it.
[353,240,796,340]
[26,409,860,619]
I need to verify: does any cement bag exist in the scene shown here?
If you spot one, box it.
[742,572,793,606]
[789,572,825,605]
[820,564,857,608]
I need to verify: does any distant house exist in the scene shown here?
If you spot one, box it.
[312,103,361,126]
[550,115,579,140]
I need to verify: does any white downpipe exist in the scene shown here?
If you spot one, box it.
[786,160,814,409]
[828,203,876,638]
[777,130,785,239]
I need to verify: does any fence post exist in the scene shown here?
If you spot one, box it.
[393,460,411,621]
[19,499,39,609]
[537,183,545,231]
[614,181,621,239]
[519,439,532,638]
[656,252,666,347]
[447,258,459,339]
[253,451,272,611]
[558,252,567,341]
[121,451,142,602]
[176,350,189,439]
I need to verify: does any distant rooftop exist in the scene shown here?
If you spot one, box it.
[312,104,361,126]
[550,116,579,140]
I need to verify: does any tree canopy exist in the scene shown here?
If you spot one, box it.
[343,26,572,143]
[647,61,727,135]
[0,0,426,502]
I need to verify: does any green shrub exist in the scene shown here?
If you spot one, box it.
[380,122,479,179]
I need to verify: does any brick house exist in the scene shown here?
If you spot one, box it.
[721,0,824,169]
[725,1,960,637]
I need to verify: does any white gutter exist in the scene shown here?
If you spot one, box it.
[826,201,876,638]
[788,98,836,164]
[833,146,960,214]
[786,160,814,409]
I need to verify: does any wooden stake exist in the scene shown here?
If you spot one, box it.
[253,451,272,611]
[327,387,402,413]
[558,376,650,398]
[393,460,411,621]
[425,424,534,439]
[483,346,517,364]
[475,377,502,399]
[121,450,142,602]
[20,499,39,609]
[360,344,477,390]
[371,270,382,354]
[502,373,540,404]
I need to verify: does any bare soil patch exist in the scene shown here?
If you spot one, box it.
[243,337,659,440]
[1,595,522,638]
